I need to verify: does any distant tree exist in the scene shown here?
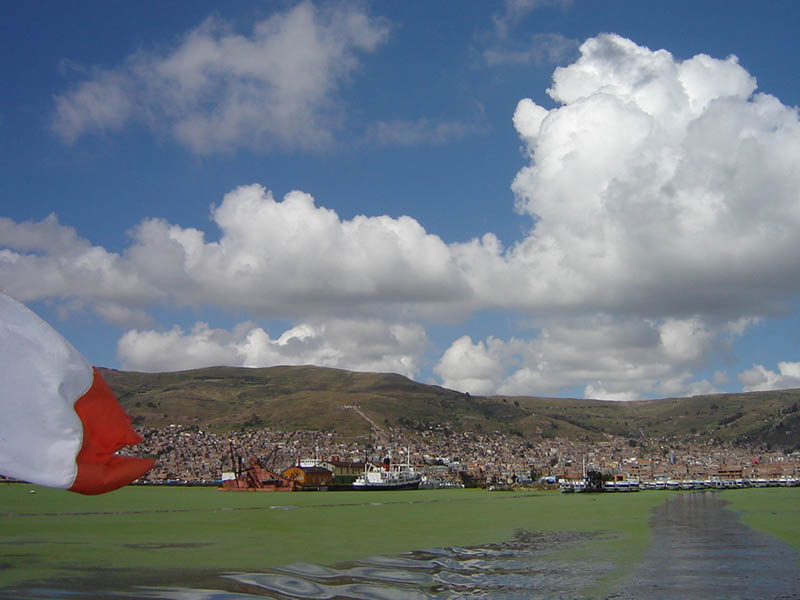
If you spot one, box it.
[243,413,264,427]
[585,470,604,492]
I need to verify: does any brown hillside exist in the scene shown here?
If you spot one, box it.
[100,365,800,451]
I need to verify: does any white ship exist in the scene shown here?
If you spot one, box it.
[352,453,422,491]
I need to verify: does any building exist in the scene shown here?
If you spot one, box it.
[320,459,366,488]
[282,465,334,490]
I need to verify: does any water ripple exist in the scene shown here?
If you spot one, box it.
[123,530,600,600]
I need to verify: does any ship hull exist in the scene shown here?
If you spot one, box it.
[351,479,421,491]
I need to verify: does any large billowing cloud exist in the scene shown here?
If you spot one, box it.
[474,33,800,316]
[6,33,800,397]
[0,185,469,321]
[446,33,800,398]
[125,184,471,317]
[52,2,389,154]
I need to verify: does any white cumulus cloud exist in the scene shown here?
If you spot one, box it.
[0,215,158,321]
[123,183,471,317]
[434,315,735,400]
[434,335,512,396]
[504,34,800,318]
[7,33,800,396]
[739,362,800,392]
[52,2,389,154]
[118,318,426,377]
[0,185,472,324]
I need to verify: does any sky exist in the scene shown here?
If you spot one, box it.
[3,0,800,401]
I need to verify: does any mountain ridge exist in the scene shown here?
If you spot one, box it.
[100,365,800,451]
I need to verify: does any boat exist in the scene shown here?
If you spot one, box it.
[559,478,588,493]
[352,453,422,491]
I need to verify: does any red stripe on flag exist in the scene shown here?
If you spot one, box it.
[68,368,155,495]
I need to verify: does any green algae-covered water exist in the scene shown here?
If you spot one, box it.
[0,485,797,598]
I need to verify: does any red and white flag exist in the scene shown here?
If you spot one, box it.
[0,292,154,494]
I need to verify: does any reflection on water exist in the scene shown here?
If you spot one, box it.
[3,493,798,599]
[1,530,607,600]
[126,530,606,600]
[611,491,800,599]
[220,534,610,599]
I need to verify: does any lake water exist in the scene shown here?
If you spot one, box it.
[2,492,798,599]
[610,491,800,599]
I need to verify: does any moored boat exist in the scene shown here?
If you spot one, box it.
[352,454,422,490]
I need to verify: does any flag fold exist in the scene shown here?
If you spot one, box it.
[0,292,154,494]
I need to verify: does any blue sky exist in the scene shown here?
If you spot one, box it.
[3,0,800,400]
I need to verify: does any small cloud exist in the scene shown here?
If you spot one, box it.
[712,370,729,386]
[484,33,579,67]
[94,302,154,329]
[583,384,639,402]
[739,362,800,391]
[365,118,485,147]
[433,335,508,395]
[725,317,760,337]
[482,0,576,68]
[490,0,573,41]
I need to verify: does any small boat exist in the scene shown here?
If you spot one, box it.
[559,478,588,492]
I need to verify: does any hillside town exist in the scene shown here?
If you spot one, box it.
[97,423,800,489]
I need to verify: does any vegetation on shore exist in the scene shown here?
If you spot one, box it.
[723,487,800,552]
[1,484,665,591]
[3,484,798,595]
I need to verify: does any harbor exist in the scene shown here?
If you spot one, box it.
[560,476,800,493]
[89,423,800,494]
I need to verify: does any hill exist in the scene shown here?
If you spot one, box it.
[100,365,800,451]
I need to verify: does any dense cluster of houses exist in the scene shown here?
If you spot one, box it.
[94,424,800,489]
[8,421,797,489]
